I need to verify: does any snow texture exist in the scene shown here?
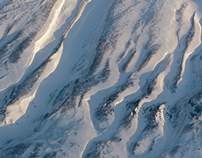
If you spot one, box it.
[0,0,201,157]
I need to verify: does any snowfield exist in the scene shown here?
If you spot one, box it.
[0,0,201,157]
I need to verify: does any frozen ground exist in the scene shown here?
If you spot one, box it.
[0,0,201,157]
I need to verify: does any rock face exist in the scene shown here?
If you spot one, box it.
[0,0,201,157]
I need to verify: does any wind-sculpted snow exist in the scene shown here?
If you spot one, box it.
[0,0,202,158]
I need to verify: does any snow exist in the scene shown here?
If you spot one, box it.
[0,0,201,157]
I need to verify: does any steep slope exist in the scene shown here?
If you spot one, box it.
[0,0,201,157]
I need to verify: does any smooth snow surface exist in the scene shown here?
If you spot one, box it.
[0,0,201,157]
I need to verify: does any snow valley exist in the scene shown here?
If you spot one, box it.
[0,0,201,157]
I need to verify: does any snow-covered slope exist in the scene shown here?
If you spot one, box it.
[0,0,201,157]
